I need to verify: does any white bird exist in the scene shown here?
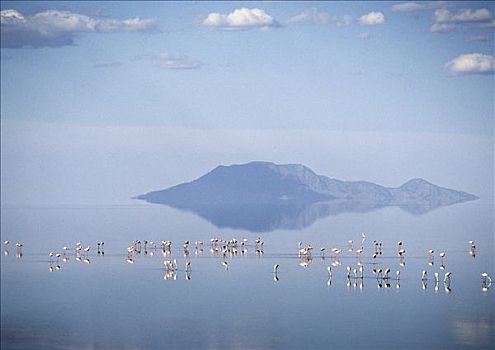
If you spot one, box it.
[273,264,279,274]
[327,266,332,278]
[221,260,228,270]
[185,261,191,272]
[383,268,391,279]
[421,270,427,281]
[396,270,400,280]
[331,247,342,258]
[346,265,352,279]
[439,251,446,258]
[3,240,9,246]
[434,272,439,283]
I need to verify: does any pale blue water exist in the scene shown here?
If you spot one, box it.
[1,198,494,349]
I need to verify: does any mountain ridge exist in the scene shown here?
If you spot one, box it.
[137,161,478,210]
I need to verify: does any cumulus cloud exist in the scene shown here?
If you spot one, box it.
[434,8,492,23]
[285,8,333,25]
[359,12,385,25]
[445,53,495,75]
[203,8,279,30]
[0,8,157,48]
[430,8,493,34]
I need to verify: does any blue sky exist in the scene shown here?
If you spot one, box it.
[1,2,494,204]
[1,1,493,134]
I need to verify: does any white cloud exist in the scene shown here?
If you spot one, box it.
[0,9,157,48]
[434,8,492,23]
[359,12,385,25]
[157,52,200,69]
[0,9,25,23]
[285,8,333,25]
[392,2,445,12]
[469,35,489,42]
[203,8,279,30]
[392,2,428,12]
[445,53,495,75]
[358,32,371,40]
[430,23,456,33]
[136,52,201,70]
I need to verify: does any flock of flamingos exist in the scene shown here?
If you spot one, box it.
[2,234,492,292]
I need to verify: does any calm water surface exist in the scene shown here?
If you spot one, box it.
[1,198,494,349]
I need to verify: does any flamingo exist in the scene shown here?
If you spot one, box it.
[421,270,427,281]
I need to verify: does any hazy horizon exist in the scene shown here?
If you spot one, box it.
[1,119,493,206]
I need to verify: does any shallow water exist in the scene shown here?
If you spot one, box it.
[1,198,494,350]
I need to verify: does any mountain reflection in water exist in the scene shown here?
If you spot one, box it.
[152,198,472,232]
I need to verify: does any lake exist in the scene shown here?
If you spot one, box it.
[1,197,493,349]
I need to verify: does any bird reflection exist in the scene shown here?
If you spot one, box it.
[15,242,23,258]
[481,273,491,291]
[3,240,9,256]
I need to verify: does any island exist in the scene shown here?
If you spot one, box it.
[136,161,479,231]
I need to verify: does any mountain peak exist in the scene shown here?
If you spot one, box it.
[401,178,433,188]
[137,162,478,218]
